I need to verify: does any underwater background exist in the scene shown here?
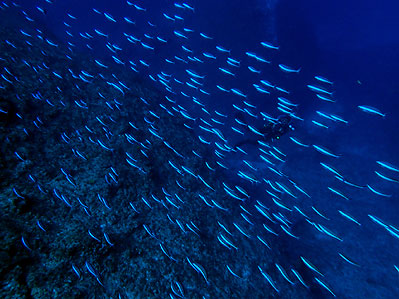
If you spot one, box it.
[0,0,398,298]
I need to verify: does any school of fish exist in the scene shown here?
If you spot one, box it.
[0,0,397,298]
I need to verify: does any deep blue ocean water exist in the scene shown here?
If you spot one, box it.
[0,0,398,298]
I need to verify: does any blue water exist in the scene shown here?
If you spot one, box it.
[1,0,398,298]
